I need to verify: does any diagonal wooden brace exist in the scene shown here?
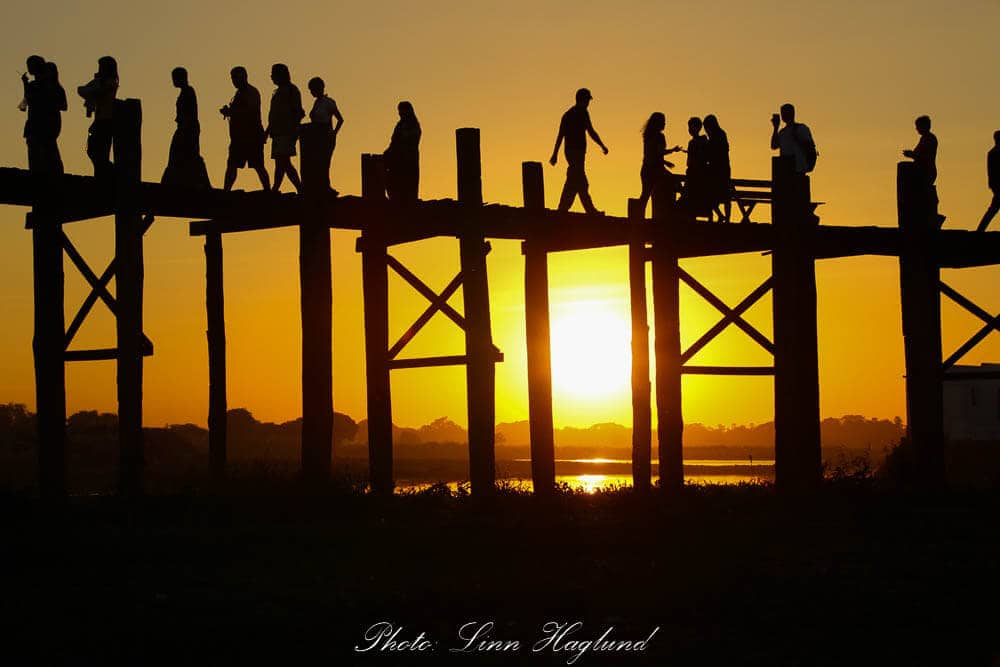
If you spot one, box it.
[940,281,1000,370]
[681,276,774,363]
[678,268,775,358]
[62,214,155,352]
[386,253,501,358]
[388,271,464,359]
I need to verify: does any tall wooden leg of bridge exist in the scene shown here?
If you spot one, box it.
[114,100,145,498]
[457,128,496,495]
[31,207,67,503]
[360,153,393,495]
[771,156,822,492]
[299,210,334,483]
[896,161,945,488]
[205,232,227,482]
[522,162,555,494]
[627,198,652,491]
[652,246,683,493]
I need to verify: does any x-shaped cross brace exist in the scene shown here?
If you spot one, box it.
[940,281,1000,370]
[63,214,155,355]
[385,254,501,361]
[677,268,774,364]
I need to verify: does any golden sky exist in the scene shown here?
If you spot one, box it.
[1,0,999,429]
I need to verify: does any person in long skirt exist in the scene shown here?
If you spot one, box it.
[384,101,421,203]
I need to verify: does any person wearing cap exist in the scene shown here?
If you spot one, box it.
[549,87,609,214]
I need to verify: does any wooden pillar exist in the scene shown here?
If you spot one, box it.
[896,161,945,488]
[651,244,683,493]
[299,203,333,483]
[522,161,555,494]
[456,128,496,494]
[205,231,227,482]
[627,198,652,490]
[31,201,66,502]
[360,154,394,495]
[771,156,822,492]
[113,99,144,498]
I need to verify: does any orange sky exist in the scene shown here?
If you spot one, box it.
[1,0,999,429]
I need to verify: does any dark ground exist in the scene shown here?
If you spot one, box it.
[3,480,999,666]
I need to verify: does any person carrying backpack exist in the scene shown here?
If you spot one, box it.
[770,102,816,174]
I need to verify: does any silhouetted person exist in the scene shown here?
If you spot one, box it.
[221,66,269,191]
[77,56,118,179]
[550,88,609,214]
[679,116,710,218]
[704,114,731,222]
[903,115,942,227]
[300,76,343,193]
[21,55,65,175]
[903,115,937,185]
[265,63,304,193]
[976,131,1000,232]
[770,103,816,175]
[383,101,421,203]
[161,67,211,189]
[637,112,681,215]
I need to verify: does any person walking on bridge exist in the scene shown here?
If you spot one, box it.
[549,88,609,214]
[221,66,269,191]
[265,63,304,193]
[977,131,1000,232]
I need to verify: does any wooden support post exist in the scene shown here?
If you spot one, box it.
[627,198,652,491]
[299,202,334,483]
[360,153,393,495]
[205,231,227,482]
[31,204,66,502]
[522,162,555,494]
[896,161,945,488]
[771,156,822,492]
[113,99,144,498]
[457,128,496,494]
[651,245,683,493]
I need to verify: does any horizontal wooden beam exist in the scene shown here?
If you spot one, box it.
[65,345,154,362]
[681,365,775,376]
[943,369,1000,381]
[5,167,1000,264]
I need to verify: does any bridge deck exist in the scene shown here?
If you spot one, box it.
[2,167,999,266]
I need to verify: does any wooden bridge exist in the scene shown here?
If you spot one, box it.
[5,99,1000,499]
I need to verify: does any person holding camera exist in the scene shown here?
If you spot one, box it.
[770,102,816,175]
[77,56,119,179]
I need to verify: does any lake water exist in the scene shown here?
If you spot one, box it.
[396,457,774,494]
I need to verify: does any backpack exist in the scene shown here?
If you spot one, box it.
[793,123,818,173]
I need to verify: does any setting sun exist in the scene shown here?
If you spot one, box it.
[549,300,632,400]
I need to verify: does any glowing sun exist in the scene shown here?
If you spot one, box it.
[549,301,632,400]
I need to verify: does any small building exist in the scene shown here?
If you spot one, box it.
[943,363,1000,441]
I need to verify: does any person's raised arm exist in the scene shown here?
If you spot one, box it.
[770,118,781,150]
